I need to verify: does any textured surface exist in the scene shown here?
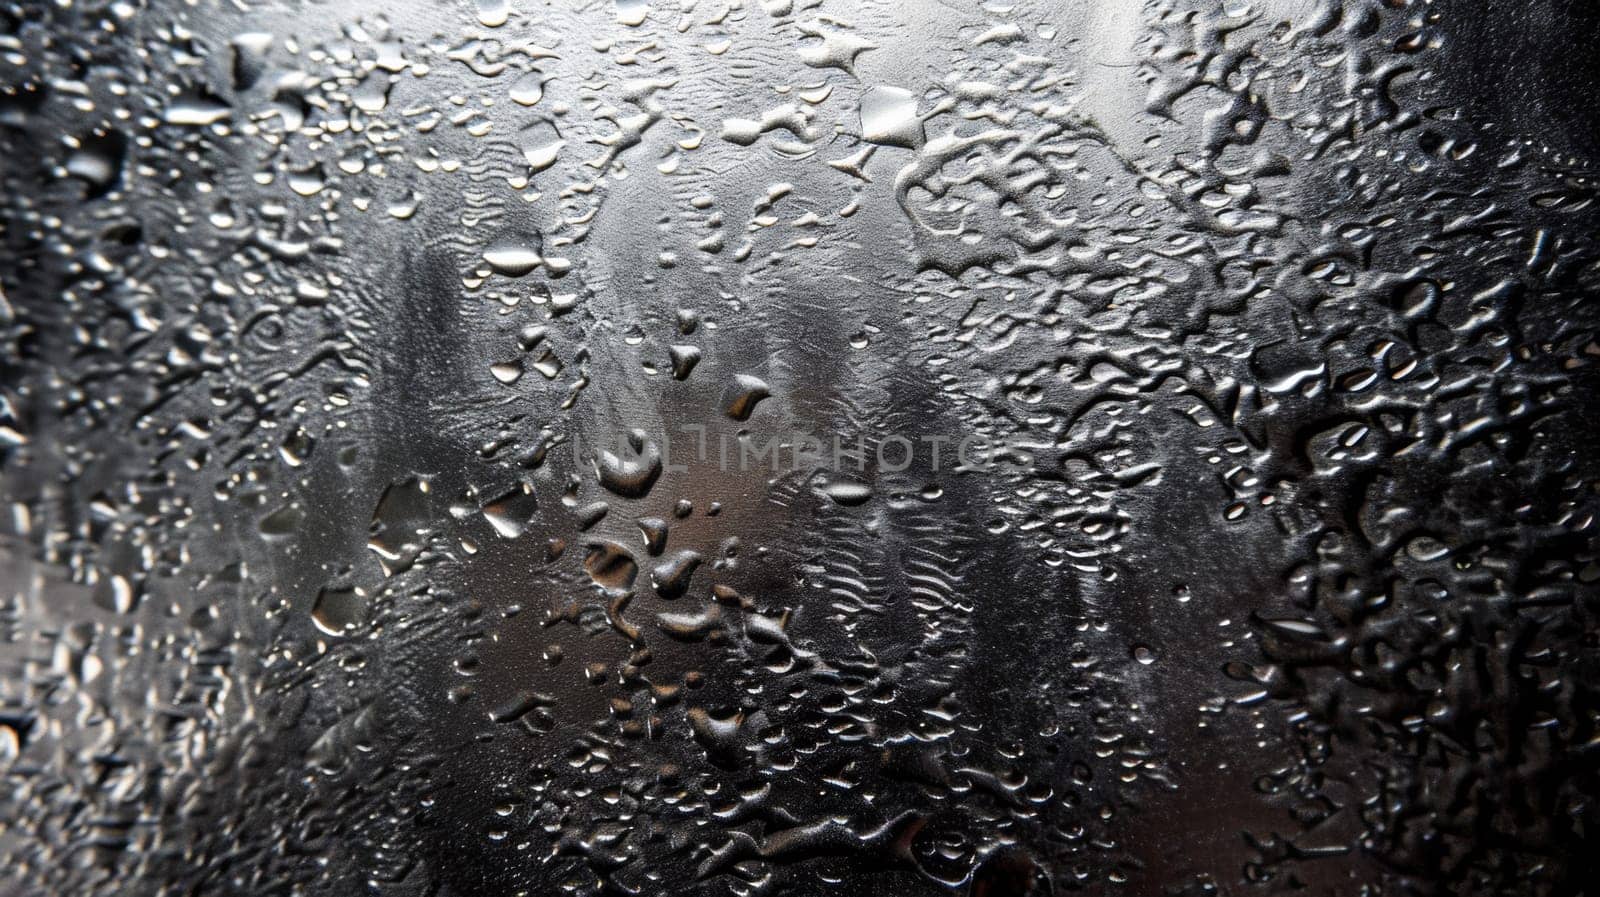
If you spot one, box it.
[1,1,1598,895]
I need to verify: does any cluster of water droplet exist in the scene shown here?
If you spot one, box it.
[1,0,1597,895]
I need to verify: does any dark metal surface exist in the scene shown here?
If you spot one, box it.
[1,1,1598,894]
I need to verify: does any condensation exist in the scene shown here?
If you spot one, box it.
[1,1,1597,895]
